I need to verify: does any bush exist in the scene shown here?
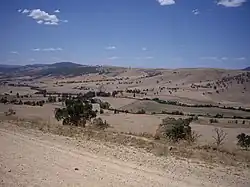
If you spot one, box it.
[136,109,146,114]
[92,117,109,129]
[156,117,192,142]
[4,108,16,116]
[171,111,184,115]
[100,101,110,109]
[83,91,95,99]
[212,128,227,147]
[237,133,250,150]
[210,119,218,123]
[214,113,223,118]
[100,109,104,114]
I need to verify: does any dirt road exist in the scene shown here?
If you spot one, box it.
[0,124,249,187]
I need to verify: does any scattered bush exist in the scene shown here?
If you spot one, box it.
[92,117,109,130]
[136,109,146,114]
[171,111,184,115]
[214,113,223,118]
[187,131,201,143]
[210,119,218,123]
[100,109,104,114]
[83,91,95,99]
[212,128,227,147]
[237,133,250,150]
[4,108,16,116]
[100,101,110,109]
[48,96,57,103]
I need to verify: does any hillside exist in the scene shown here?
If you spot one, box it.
[243,67,250,71]
[0,62,99,77]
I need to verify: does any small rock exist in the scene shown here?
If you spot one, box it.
[8,169,11,172]
[74,168,79,171]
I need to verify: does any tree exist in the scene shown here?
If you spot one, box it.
[156,118,192,142]
[98,84,107,93]
[212,128,227,147]
[237,133,250,150]
[48,96,56,103]
[100,101,110,109]
[55,99,96,127]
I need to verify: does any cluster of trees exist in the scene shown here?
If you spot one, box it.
[150,97,250,113]
[0,97,45,106]
[55,99,97,127]
[58,77,124,84]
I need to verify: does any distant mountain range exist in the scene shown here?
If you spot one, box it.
[0,62,100,77]
[243,67,250,71]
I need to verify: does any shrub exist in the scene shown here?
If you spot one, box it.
[100,109,104,114]
[237,133,250,150]
[214,113,223,118]
[48,96,57,103]
[136,109,146,114]
[100,101,110,109]
[210,119,218,123]
[161,110,168,114]
[83,91,95,99]
[4,108,16,116]
[92,117,109,130]
[212,128,227,147]
[156,117,192,142]
[171,111,184,115]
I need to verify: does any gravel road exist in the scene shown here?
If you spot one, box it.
[0,124,249,187]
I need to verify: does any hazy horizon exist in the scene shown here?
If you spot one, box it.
[1,0,249,69]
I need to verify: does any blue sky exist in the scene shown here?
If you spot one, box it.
[0,0,249,69]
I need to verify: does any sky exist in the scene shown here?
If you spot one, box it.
[0,0,250,69]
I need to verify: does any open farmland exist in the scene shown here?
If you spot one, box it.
[0,64,250,187]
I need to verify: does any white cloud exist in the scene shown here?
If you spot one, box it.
[200,57,221,61]
[20,9,67,26]
[157,0,175,6]
[192,9,200,15]
[22,9,30,14]
[29,58,35,62]
[32,48,41,51]
[44,21,58,25]
[142,47,147,51]
[61,20,68,23]
[105,46,116,50]
[136,56,154,60]
[37,20,43,24]
[32,48,63,52]
[108,56,119,60]
[201,56,246,61]
[28,9,60,25]
[10,51,19,54]
[235,57,246,60]
[217,0,247,7]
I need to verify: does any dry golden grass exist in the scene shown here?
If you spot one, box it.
[2,116,249,168]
